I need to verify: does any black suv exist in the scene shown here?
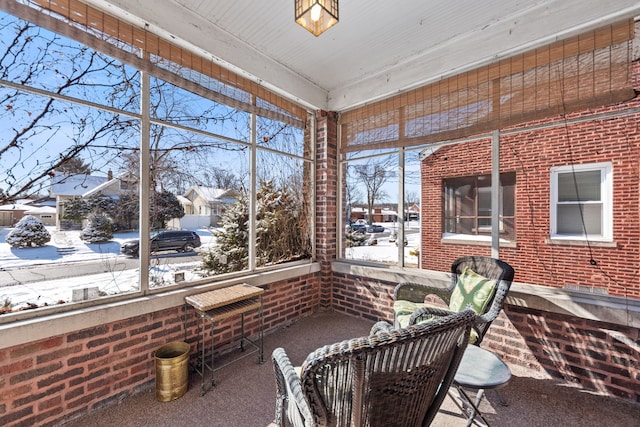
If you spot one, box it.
[121,230,201,257]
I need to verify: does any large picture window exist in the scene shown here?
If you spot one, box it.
[443,172,515,241]
[0,5,312,320]
[550,163,612,241]
[341,148,421,268]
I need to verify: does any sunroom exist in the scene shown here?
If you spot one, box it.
[1,1,640,426]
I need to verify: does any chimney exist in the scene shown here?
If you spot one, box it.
[107,169,113,180]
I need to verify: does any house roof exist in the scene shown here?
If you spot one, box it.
[186,186,236,203]
[50,174,108,197]
[176,195,191,205]
[82,172,133,198]
[0,203,33,211]
[24,206,57,214]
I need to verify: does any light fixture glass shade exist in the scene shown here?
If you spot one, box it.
[295,0,339,37]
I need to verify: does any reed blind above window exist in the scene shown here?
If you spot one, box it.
[8,0,308,127]
[340,20,635,152]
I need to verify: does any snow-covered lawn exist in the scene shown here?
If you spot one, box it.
[0,226,217,270]
[345,222,420,266]
[0,226,217,310]
[0,222,421,312]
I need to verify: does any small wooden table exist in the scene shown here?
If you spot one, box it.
[185,284,265,395]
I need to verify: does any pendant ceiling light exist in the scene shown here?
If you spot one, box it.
[295,0,339,37]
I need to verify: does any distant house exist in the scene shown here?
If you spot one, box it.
[177,186,240,227]
[349,205,410,223]
[406,204,420,221]
[24,206,57,226]
[50,171,136,230]
[0,203,32,227]
[0,203,57,227]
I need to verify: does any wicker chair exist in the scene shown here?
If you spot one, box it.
[392,256,515,345]
[272,310,476,427]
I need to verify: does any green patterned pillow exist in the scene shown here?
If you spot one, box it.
[449,267,497,315]
[393,300,426,328]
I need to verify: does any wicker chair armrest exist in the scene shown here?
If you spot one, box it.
[394,281,452,305]
[408,306,456,326]
[272,347,313,426]
[409,306,493,342]
[370,320,394,335]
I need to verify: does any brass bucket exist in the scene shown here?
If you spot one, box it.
[155,341,190,402]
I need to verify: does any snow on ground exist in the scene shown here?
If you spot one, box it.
[0,226,217,310]
[0,227,217,270]
[345,222,421,266]
[0,222,420,311]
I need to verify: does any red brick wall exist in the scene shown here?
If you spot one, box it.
[0,274,320,427]
[483,306,640,402]
[330,272,640,403]
[421,63,640,299]
[316,111,339,309]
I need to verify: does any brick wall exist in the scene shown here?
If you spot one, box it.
[330,272,640,403]
[483,306,640,402]
[421,63,640,299]
[316,111,339,309]
[0,274,320,427]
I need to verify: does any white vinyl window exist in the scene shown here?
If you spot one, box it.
[550,163,612,241]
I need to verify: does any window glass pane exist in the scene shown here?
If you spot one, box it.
[0,109,142,309]
[149,77,249,140]
[404,151,421,268]
[478,187,491,217]
[557,204,602,235]
[443,177,476,217]
[582,204,603,234]
[344,154,401,264]
[0,12,139,112]
[442,172,515,239]
[257,116,306,157]
[0,12,143,312]
[500,218,515,240]
[456,217,476,234]
[502,175,516,216]
[558,171,601,201]
[478,217,492,232]
[255,151,312,268]
[142,125,249,284]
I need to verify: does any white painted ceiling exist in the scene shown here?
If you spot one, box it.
[88,0,640,112]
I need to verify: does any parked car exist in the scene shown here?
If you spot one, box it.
[349,224,367,234]
[366,224,384,233]
[121,230,201,257]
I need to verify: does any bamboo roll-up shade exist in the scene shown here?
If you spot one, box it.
[341,19,634,152]
[19,0,307,127]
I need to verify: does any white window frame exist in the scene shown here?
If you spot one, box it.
[550,162,612,241]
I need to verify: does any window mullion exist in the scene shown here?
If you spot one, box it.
[249,100,257,270]
[139,61,151,293]
[491,130,500,257]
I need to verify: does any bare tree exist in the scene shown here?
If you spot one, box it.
[57,157,92,175]
[203,168,242,191]
[0,12,288,204]
[0,18,138,203]
[351,157,394,224]
[405,191,419,206]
